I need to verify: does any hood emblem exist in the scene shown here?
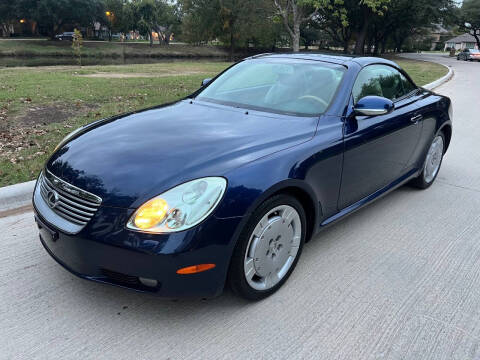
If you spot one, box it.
[46,190,59,209]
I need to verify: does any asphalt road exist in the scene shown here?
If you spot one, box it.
[2,54,480,360]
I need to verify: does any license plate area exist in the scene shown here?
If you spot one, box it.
[35,215,59,243]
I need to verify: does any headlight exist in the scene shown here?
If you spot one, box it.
[54,126,84,152]
[126,177,227,233]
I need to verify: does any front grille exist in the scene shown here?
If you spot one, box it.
[39,170,102,227]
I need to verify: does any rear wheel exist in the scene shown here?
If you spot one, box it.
[410,133,445,189]
[228,194,306,300]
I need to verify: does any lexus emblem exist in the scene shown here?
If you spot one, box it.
[46,190,59,209]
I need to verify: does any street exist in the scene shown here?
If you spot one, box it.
[2,54,480,359]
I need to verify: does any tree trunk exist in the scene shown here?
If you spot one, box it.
[354,22,368,54]
[292,23,300,52]
[343,40,349,54]
[164,31,171,45]
[367,36,374,55]
[473,30,480,50]
[149,31,153,47]
[394,36,404,53]
[373,37,380,55]
[381,36,387,54]
[354,8,370,55]
[1,24,8,38]
[229,30,235,61]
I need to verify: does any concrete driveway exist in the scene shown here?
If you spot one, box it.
[2,54,480,360]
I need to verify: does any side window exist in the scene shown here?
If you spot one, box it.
[353,65,416,103]
[399,72,417,95]
[352,66,384,103]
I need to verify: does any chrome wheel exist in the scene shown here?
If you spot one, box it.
[243,205,302,291]
[424,135,444,183]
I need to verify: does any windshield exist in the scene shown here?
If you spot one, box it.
[196,58,346,116]
[470,49,480,53]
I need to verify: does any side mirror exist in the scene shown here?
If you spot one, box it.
[354,96,394,116]
[201,78,212,87]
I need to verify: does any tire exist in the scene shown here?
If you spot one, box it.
[228,194,306,301]
[410,132,445,189]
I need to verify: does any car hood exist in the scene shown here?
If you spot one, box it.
[47,100,317,208]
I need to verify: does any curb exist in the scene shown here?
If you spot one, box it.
[0,180,36,213]
[422,64,454,91]
[0,57,455,214]
[398,53,454,91]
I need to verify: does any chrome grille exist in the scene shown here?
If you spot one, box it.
[39,170,102,227]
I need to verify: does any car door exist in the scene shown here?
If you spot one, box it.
[338,64,423,209]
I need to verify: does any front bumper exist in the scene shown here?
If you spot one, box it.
[33,184,243,298]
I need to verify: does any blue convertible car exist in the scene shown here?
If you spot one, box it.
[33,54,452,300]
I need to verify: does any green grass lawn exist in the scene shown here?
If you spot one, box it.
[392,58,448,86]
[0,57,447,187]
[0,39,229,59]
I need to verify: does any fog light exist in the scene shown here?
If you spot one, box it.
[176,264,216,275]
[139,277,158,287]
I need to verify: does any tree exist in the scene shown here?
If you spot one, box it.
[0,1,16,37]
[218,0,259,59]
[352,0,390,54]
[129,0,179,46]
[272,0,320,52]
[308,0,390,54]
[102,0,134,41]
[373,0,456,53]
[180,0,271,58]
[314,0,454,54]
[72,28,83,65]
[460,0,480,49]
[179,0,222,45]
[15,0,104,39]
[152,1,181,45]
[315,0,359,53]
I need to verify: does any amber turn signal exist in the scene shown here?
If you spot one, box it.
[176,264,216,275]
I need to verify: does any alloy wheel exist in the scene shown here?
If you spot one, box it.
[243,205,302,291]
[424,135,444,184]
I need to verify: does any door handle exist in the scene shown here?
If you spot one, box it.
[410,114,423,123]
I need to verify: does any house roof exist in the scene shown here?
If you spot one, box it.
[446,33,477,44]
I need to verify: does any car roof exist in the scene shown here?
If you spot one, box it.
[245,53,399,68]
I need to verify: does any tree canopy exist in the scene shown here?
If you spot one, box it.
[459,0,480,48]
[0,0,462,54]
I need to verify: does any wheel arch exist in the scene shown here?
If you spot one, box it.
[271,186,317,242]
[439,124,452,153]
[238,179,321,244]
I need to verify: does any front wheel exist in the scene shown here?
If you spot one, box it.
[410,133,445,189]
[228,194,306,300]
